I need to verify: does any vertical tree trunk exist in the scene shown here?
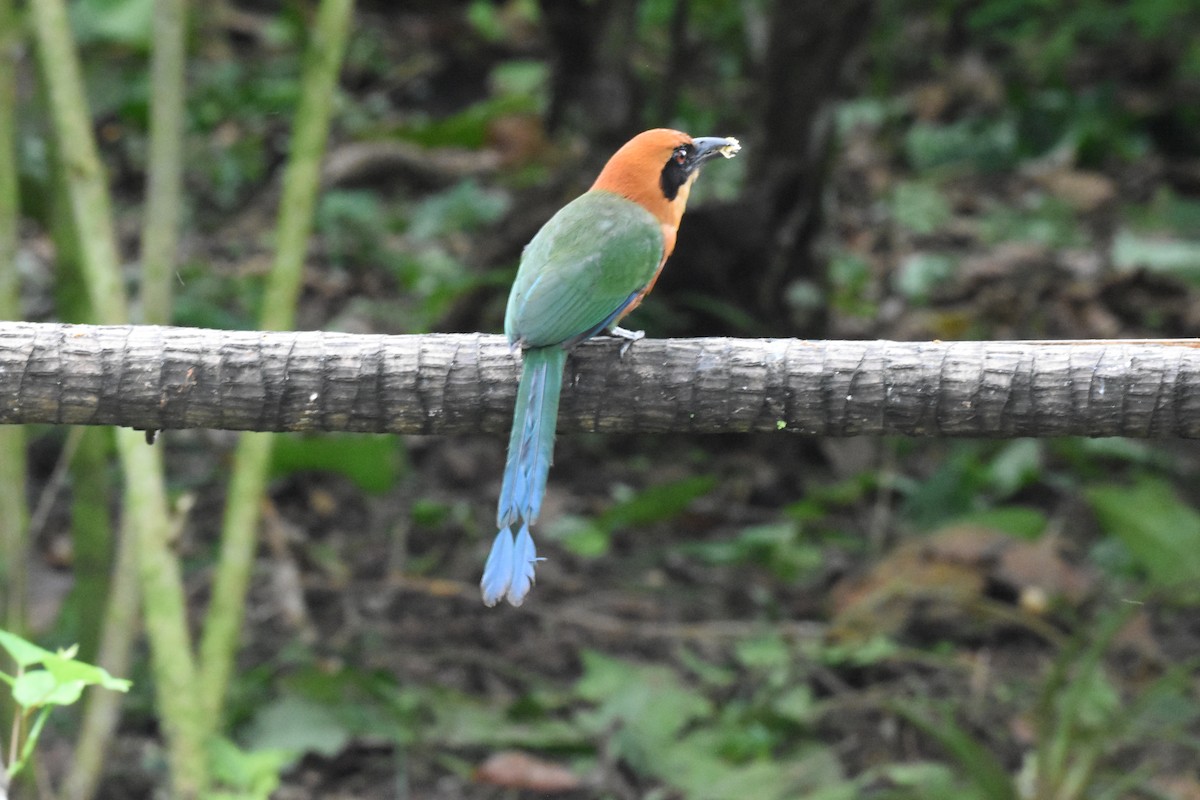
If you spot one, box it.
[649,0,877,337]
[750,0,875,331]
[539,0,642,149]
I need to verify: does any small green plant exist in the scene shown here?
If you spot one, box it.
[827,251,878,318]
[547,475,716,558]
[0,629,130,785]
[899,440,1045,530]
[1086,477,1200,602]
[892,607,1200,800]
[574,649,852,800]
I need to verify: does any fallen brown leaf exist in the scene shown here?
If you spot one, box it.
[474,750,582,793]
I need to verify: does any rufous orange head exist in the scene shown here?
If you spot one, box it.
[591,129,741,232]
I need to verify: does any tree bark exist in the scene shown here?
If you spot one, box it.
[539,0,641,146]
[752,0,876,327]
[1,322,1199,438]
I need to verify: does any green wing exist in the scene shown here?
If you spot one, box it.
[504,190,664,348]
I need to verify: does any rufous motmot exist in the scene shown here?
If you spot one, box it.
[481,128,741,606]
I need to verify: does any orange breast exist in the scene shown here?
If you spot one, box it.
[589,129,699,319]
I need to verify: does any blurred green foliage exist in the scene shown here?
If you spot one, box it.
[172,260,260,329]
[827,252,877,318]
[899,440,1044,530]
[895,252,957,304]
[905,118,1018,174]
[548,475,715,558]
[18,0,1200,794]
[1087,477,1200,601]
[891,180,954,235]
[270,433,405,494]
[1112,230,1200,281]
[874,0,1197,164]
[895,608,1200,800]
[978,196,1084,248]
[575,648,852,800]
[71,0,152,48]
[964,0,1196,79]
[208,736,294,800]
[406,180,509,241]
[0,630,131,782]
[687,476,870,582]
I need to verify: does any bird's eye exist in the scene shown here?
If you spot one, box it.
[674,146,689,165]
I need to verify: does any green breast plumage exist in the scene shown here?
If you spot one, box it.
[504,190,664,348]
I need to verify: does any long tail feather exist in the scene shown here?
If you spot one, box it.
[484,346,566,605]
[480,527,515,607]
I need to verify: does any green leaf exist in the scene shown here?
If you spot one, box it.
[1,632,130,710]
[1086,477,1200,597]
[686,520,824,581]
[490,60,549,99]
[734,633,791,672]
[665,748,797,800]
[676,648,736,688]
[814,635,899,667]
[1112,229,1200,281]
[891,181,953,235]
[1128,188,1200,238]
[985,439,1043,498]
[545,514,611,558]
[0,629,55,668]
[43,652,132,692]
[465,0,505,41]
[576,652,710,773]
[661,738,847,800]
[901,444,990,528]
[427,689,586,749]
[978,196,1082,248]
[895,253,956,304]
[772,685,817,725]
[828,251,877,317]
[13,671,84,708]
[209,737,293,800]
[243,696,352,757]
[71,0,153,47]
[876,761,973,799]
[1058,666,1120,733]
[600,475,716,530]
[892,703,1017,800]
[949,506,1047,539]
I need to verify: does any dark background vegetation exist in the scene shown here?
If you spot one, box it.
[9,0,1200,796]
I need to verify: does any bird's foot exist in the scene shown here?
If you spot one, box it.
[606,325,644,356]
[480,523,542,607]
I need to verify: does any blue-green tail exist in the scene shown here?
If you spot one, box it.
[481,346,567,606]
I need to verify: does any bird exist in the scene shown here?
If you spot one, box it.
[480,128,741,607]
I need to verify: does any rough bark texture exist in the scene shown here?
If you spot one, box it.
[2,322,1200,437]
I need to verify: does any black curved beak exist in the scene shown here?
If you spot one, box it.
[691,136,742,164]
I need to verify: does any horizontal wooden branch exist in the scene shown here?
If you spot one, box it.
[1,321,1199,437]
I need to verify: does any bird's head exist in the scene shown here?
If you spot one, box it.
[592,129,741,227]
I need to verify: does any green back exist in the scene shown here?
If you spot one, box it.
[504,190,664,347]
